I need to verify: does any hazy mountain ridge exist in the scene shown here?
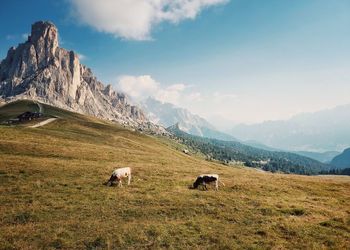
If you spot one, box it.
[330,148,350,169]
[0,21,165,133]
[241,142,340,163]
[229,104,350,152]
[295,151,340,163]
[142,97,237,141]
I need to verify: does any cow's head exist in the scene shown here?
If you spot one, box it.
[191,177,202,189]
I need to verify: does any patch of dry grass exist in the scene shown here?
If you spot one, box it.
[0,114,349,249]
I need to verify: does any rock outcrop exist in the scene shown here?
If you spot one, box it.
[0,21,160,130]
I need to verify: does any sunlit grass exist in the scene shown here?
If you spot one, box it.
[0,102,349,249]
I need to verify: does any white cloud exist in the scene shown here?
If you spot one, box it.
[5,33,30,41]
[115,75,253,127]
[69,0,229,40]
[77,53,87,61]
[213,91,237,100]
[5,34,15,40]
[187,92,202,102]
[115,75,242,125]
[116,75,199,105]
[167,83,186,92]
[21,33,29,40]
[117,75,159,99]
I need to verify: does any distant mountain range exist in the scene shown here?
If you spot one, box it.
[142,97,237,141]
[142,98,349,162]
[330,148,350,169]
[295,151,340,164]
[229,104,350,152]
[238,141,340,163]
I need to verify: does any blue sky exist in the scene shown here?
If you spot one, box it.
[1,0,350,127]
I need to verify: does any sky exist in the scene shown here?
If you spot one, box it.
[1,0,350,128]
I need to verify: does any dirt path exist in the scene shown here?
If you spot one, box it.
[30,118,57,128]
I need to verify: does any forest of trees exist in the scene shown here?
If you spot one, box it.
[168,125,329,175]
[319,168,350,176]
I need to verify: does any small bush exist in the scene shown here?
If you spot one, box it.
[84,237,107,250]
[281,208,305,216]
[256,230,267,236]
[12,211,37,224]
[260,207,275,216]
[320,221,332,227]
[49,239,64,249]
[320,218,348,230]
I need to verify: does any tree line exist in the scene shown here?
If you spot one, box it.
[168,125,329,175]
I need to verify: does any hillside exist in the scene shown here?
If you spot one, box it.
[0,101,349,249]
[331,148,350,169]
[0,100,89,124]
[168,124,329,175]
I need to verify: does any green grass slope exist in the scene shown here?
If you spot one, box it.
[0,101,349,249]
[0,100,88,123]
[0,100,41,122]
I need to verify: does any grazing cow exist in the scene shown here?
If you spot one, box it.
[105,167,131,187]
[191,174,224,191]
[183,149,189,155]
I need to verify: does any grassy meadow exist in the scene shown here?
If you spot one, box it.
[0,101,349,249]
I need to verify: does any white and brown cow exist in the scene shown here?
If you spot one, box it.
[191,174,224,191]
[105,167,131,187]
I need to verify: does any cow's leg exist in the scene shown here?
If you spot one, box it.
[215,180,219,191]
[127,174,131,185]
[118,179,123,187]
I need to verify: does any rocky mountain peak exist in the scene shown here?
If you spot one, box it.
[30,21,58,45]
[29,21,58,68]
[0,21,167,134]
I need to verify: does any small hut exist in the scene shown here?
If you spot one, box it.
[17,112,43,122]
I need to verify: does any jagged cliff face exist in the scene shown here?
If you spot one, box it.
[142,97,237,141]
[0,21,147,127]
[142,97,214,135]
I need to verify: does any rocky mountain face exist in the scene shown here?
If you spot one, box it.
[142,97,213,135]
[142,97,237,141]
[0,21,162,131]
